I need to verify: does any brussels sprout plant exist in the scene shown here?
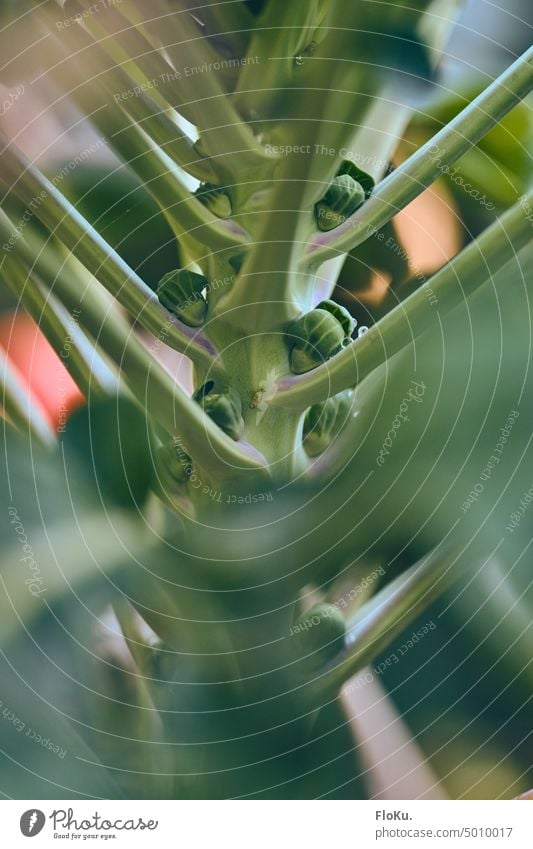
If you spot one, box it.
[0,0,532,800]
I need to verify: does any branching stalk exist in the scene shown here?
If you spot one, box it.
[29,14,248,255]
[33,0,215,182]
[306,43,533,267]
[274,187,533,409]
[133,0,272,177]
[0,211,267,478]
[310,546,462,697]
[0,135,221,374]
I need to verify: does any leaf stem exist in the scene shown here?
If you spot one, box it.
[306,44,533,266]
[29,14,248,254]
[310,546,462,697]
[131,0,272,177]
[0,212,268,479]
[274,187,533,409]
[1,252,116,401]
[0,134,222,375]
[34,0,215,182]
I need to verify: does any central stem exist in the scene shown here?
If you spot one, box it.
[206,306,306,478]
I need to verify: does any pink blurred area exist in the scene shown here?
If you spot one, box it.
[0,312,84,430]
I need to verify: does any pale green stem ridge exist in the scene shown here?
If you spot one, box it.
[0,136,221,374]
[273,187,533,410]
[306,44,533,267]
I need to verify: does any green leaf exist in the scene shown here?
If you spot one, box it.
[62,397,156,511]
[0,426,161,649]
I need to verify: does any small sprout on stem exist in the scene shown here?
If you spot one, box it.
[315,174,366,231]
[156,269,209,327]
[194,382,245,442]
[287,307,353,374]
[194,183,233,219]
[316,300,357,338]
[303,391,354,457]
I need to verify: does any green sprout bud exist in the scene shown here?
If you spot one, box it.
[156,269,208,327]
[287,308,347,374]
[291,603,346,670]
[194,182,232,218]
[156,439,191,486]
[316,299,357,339]
[303,391,353,456]
[315,173,366,231]
[338,160,375,198]
[194,382,244,441]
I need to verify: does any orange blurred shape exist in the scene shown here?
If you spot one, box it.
[394,181,462,276]
[357,272,392,308]
[0,312,84,430]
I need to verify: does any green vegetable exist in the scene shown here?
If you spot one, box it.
[156,269,208,326]
[303,391,353,456]
[194,182,232,218]
[194,382,244,441]
[338,160,375,198]
[315,173,366,231]
[316,299,357,338]
[287,308,350,374]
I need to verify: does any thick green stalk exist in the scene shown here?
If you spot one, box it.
[0,210,267,477]
[227,89,410,320]
[30,14,248,255]
[311,546,462,697]
[234,0,333,120]
[273,188,533,410]
[217,76,388,331]
[135,0,272,177]
[0,135,220,374]
[195,0,254,57]
[217,0,460,332]
[34,0,215,182]
[306,43,533,267]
